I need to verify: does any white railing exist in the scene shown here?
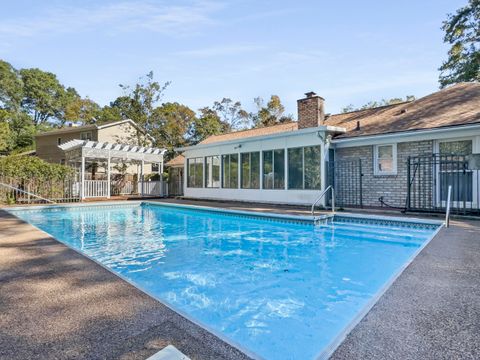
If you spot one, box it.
[76,180,167,199]
[445,185,452,228]
[311,185,335,219]
[84,180,109,198]
[138,181,166,197]
[118,181,135,195]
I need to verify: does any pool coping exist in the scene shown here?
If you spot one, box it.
[6,200,444,227]
[5,201,445,359]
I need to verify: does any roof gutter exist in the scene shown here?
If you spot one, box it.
[175,125,345,151]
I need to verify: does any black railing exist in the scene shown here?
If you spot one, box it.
[327,159,363,208]
[407,154,480,215]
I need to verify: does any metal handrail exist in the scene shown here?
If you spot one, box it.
[0,182,56,204]
[311,185,335,218]
[445,185,452,228]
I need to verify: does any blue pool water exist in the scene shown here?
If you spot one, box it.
[9,203,440,359]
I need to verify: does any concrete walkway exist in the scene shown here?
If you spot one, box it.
[1,199,480,359]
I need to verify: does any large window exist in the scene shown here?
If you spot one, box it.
[241,152,260,189]
[263,149,285,189]
[287,146,321,190]
[304,146,321,189]
[222,154,238,188]
[374,144,397,175]
[205,156,220,188]
[187,157,203,187]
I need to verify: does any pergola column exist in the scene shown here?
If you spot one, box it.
[107,152,111,199]
[140,159,144,196]
[81,156,85,200]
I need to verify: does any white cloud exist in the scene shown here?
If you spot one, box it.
[0,1,223,38]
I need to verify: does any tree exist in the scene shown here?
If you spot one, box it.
[116,71,170,132]
[0,122,14,154]
[212,98,250,131]
[0,60,23,111]
[439,0,480,87]
[19,68,68,125]
[188,107,227,144]
[251,95,294,127]
[9,112,36,150]
[151,102,196,158]
[95,105,123,124]
[341,95,416,113]
[64,96,102,125]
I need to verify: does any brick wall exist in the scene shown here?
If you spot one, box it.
[335,140,433,207]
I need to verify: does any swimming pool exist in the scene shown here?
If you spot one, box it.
[8,202,441,359]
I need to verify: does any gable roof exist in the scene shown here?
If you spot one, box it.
[325,82,480,139]
[35,119,152,139]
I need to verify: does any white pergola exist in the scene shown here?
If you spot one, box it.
[59,139,167,199]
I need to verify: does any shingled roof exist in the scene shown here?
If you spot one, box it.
[195,82,479,146]
[165,154,185,167]
[199,122,298,144]
[325,82,480,139]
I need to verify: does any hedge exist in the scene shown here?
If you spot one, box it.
[0,155,73,181]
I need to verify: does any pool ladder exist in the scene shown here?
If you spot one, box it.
[311,186,335,226]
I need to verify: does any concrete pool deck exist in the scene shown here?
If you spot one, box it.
[1,199,480,359]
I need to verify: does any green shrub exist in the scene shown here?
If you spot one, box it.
[0,155,73,181]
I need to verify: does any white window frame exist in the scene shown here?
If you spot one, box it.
[373,143,397,176]
[80,131,93,141]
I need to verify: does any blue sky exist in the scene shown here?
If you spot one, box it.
[0,0,465,116]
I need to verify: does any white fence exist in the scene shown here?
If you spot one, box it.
[79,180,167,198]
[84,180,109,198]
[138,181,167,196]
[116,181,135,195]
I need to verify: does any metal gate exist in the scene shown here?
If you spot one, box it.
[327,159,363,208]
[407,154,480,215]
[168,167,184,196]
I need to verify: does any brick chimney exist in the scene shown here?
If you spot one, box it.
[297,91,325,129]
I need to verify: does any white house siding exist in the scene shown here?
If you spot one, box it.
[335,140,433,208]
[182,130,328,205]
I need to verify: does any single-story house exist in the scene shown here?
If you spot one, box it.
[175,82,480,212]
